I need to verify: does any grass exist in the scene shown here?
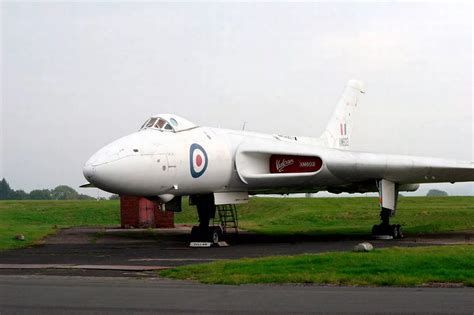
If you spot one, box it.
[1,196,473,250]
[159,245,474,287]
[176,196,474,235]
[0,200,120,249]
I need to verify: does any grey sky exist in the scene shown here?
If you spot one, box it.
[1,1,472,196]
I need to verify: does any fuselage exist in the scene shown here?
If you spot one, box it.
[84,113,473,201]
[83,123,339,198]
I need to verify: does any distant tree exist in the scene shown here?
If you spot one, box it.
[426,189,449,197]
[0,178,13,199]
[0,179,99,200]
[29,189,52,200]
[77,194,95,200]
[109,194,120,200]
[51,185,79,200]
[10,189,29,200]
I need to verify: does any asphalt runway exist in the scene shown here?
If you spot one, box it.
[1,275,473,314]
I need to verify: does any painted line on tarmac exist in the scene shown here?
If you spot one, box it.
[0,264,170,271]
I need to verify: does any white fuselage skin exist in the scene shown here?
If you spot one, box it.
[84,126,342,198]
[83,122,473,200]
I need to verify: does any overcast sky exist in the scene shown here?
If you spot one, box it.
[1,1,473,197]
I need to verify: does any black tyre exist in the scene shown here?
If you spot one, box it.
[211,230,219,243]
[210,226,223,244]
[392,225,399,239]
[190,226,200,241]
[372,225,380,236]
[396,225,403,239]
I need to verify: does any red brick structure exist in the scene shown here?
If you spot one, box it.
[120,196,174,228]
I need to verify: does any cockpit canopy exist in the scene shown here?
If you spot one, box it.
[139,114,197,132]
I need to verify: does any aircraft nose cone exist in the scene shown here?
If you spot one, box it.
[82,132,157,194]
[82,146,126,192]
[83,162,96,182]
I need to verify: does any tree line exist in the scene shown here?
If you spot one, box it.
[1,177,450,200]
[0,178,114,200]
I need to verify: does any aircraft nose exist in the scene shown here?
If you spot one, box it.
[83,162,95,182]
[82,143,115,185]
[82,132,160,193]
[82,151,117,191]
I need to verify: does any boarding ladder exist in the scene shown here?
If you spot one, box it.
[214,204,239,236]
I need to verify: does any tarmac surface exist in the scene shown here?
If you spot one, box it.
[1,227,473,314]
[1,275,474,314]
[1,226,473,277]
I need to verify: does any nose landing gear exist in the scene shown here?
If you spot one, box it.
[189,194,226,247]
[191,225,223,245]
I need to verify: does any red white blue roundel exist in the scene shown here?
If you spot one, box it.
[189,143,208,178]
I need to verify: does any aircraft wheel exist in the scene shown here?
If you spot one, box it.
[210,226,223,244]
[191,226,199,240]
[392,225,399,239]
[372,225,380,236]
[396,224,403,239]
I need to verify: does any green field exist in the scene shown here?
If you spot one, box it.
[175,196,474,235]
[1,196,473,250]
[0,200,120,249]
[160,245,474,287]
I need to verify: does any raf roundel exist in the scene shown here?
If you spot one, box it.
[189,143,208,178]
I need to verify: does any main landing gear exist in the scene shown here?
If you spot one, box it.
[372,179,403,240]
[372,208,403,239]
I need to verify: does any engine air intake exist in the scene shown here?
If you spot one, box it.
[269,155,323,173]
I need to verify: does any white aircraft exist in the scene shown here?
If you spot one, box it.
[83,80,474,242]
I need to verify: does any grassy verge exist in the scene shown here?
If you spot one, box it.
[0,200,119,250]
[159,245,474,287]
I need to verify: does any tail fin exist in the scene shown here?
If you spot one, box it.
[320,80,365,150]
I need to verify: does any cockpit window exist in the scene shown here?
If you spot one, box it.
[140,115,195,132]
[141,117,176,132]
[155,119,167,129]
[146,118,157,128]
[140,119,150,130]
